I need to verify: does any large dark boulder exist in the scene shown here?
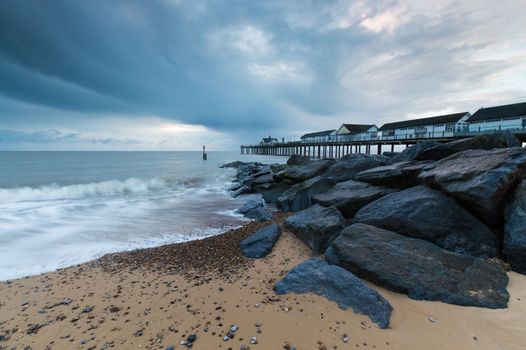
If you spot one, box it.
[231,185,251,198]
[355,160,433,189]
[322,154,386,182]
[287,154,310,165]
[352,186,497,257]
[504,179,526,274]
[388,141,439,163]
[416,131,521,161]
[419,147,526,228]
[276,159,334,182]
[312,180,394,218]
[245,207,272,222]
[240,224,282,259]
[275,258,392,329]
[277,176,336,212]
[254,180,293,204]
[284,204,345,253]
[326,224,509,309]
[237,198,264,215]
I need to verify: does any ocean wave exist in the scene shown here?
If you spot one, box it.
[0,177,198,203]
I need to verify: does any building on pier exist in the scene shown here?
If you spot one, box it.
[300,129,336,143]
[467,102,526,133]
[335,124,378,141]
[260,135,278,145]
[379,112,470,140]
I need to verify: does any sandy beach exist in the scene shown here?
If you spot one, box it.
[1,212,525,350]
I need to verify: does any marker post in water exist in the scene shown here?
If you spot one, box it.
[202,145,207,160]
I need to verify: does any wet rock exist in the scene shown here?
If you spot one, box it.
[312,180,394,218]
[419,147,526,228]
[237,199,264,215]
[326,223,509,309]
[232,185,251,198]
[353,186,497,257]
[287,154,310,165]
[355,161,433,189]
[276,159,334,182]
[275,258,392,329]
[504,179,526,274]
[277,176,336,212]
[322,154,386,182]
[416,131,521,161]
[284,204,345,253]
[244,207,273,222]
[240,224,282,259]
[253,180,294,205]
[388,141,439,163]
[82,306,93,313]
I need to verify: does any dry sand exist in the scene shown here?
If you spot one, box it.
[1,213,525,350]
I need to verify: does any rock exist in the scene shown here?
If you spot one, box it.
[277,176,336,212]
[232,185,251,198]
[250,172,275,186]
[240,224,282,258]
[312,180,394,218]
[389,141,439,163]
[82,306,93,313]
[287,154,310,165]
[352,186,497,257]
[504,179,526,274]
[355,161,433,189]
[416,131,521,161]
[166,346,175,350]
[274,258,392,329]
[326,223,509,309]
[276,159,334,182]
[284,204,345,253]
[237,199,264,215]
[254,180,293,204]
[322,154,386,182]
[244,207,272,222]
[382,151,398,158]
[419,147,526,228]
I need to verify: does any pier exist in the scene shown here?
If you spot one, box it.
[240,129,526,158]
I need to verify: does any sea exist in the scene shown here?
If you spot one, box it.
[0,151,286,281]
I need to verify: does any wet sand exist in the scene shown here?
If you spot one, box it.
[1,213,525,350]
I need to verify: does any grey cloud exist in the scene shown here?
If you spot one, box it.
[0,129,141,145]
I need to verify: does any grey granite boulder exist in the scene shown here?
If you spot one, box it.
[231,185,251,198]
[275,258,392,329]
[504,179,526,274]
[240,224,282,259]
[237,198,264,215]
[388,141,439,163]
[322,154,386,182]
[253,180,293,205]
[287,154,310,165]
[355,160,433,189]
[416,131,521,161]
[245,207,272,222]
[276,159,334,182]
[326,224,509,309]
[277,176,336,212]
[312,180,394,218]
[353,186,497,257]
[284,204,345,253]
[419,147,526,228]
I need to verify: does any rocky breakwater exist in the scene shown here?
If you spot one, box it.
[223,131,526,326]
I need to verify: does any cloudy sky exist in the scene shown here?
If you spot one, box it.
[0,0,525,150]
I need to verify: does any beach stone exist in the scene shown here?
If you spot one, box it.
[388,141,439,163]
[240,224,282,259]
[277,176,336,212]
[244,207,272,222]
[277,159,334,182]
[287,154,310,165]
[312,180,394,218]
[322,154,385,182]
[274,258,392,329]
[354,160,433,189]
[352,186,497,257]
[419,147,526,228]
[416,131,521,161]
[284,204,345,253]
[504,179,526,274]
[326,223,509,309]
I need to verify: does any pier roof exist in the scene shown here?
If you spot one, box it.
[379,112,469,130]
[468,102,526,122]
[339,124,377,133]
[301,129,336,139]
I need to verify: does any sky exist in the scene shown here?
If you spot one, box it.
[0,0,525,151]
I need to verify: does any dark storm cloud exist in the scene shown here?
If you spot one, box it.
[0,0,525,147]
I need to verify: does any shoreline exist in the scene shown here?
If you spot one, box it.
[1,211,526,349]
